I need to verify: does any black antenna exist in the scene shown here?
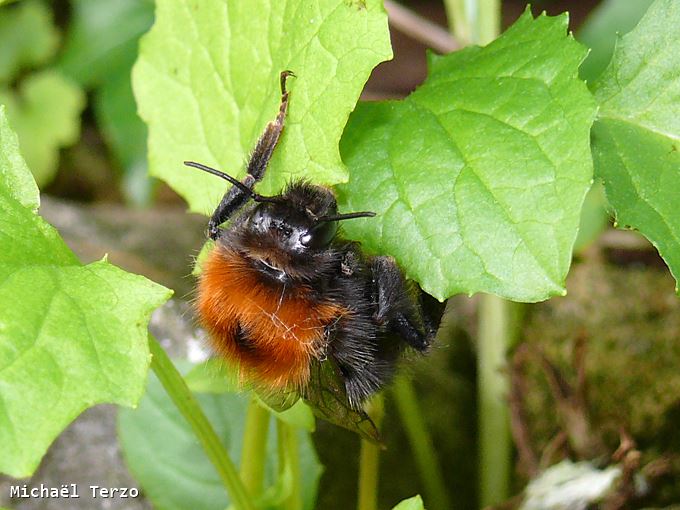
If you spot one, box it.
[184,161,277,203]
[318,211,376,222]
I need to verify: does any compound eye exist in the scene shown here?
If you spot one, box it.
[303,221,338,249]
[276,223,293,238]
[300,233,313,246]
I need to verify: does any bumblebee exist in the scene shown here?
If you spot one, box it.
[187,71,433,427]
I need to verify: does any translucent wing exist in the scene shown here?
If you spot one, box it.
[302,358,382,444]
[255,358,381,443]
[256,385,301,412]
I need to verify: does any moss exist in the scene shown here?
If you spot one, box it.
[520,254,680,503]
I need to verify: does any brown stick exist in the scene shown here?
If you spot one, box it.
[384,1,460,53]
[508,344,539,477]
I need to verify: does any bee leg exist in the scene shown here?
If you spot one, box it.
[206,70,295,239]
[328,317,387,409]
[371,256,433,351]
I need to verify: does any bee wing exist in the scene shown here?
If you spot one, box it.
[256,386,301,412]
[302,358,382,444]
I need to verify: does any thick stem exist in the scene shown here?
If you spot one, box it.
[277,420,302,510]
[148,335,256,510]
[478,296,523,506]
[477,295,510,504]
[357,396,385,510]
[443,0,472,46]
[392,376,451,510]
[442,2,508,506]
[443,0,500,46]
[477,0,501,45]
[240,397,270,495]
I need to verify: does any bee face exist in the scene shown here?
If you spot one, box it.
[247,204,308,253]
[247,202,336,254]
[246,184,341,255]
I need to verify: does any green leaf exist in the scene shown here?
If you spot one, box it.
[591,0,680,293]
[392,495,426,510]
[119,361,322,510]
[578,0,655,82]
[338,11,597,302]
[0,119,172,477]
[0,0,59,83]
[0,105,38,210]
[133,0,392,214]
[0,70,85,186]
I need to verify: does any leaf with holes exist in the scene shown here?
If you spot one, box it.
[0,108,171,477]
[133,0,392,215]
[591,0,680,293]
[338,11,597,302]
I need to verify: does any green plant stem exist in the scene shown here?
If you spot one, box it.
[442,2,509,506]
[148,335,256,510]
[357,395,384,510]
[478,295,510,505]
[277,420,302,510]
[443,0,500,46]
[392,376,451,510]
[240,397,270,495]
[478,296,524,506]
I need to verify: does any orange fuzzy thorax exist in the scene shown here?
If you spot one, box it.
[197,245,345,390]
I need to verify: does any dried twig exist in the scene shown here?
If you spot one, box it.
[384,1,460,53]
[508,344,539,477]
[536,339,607,459]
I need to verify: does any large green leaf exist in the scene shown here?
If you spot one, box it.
[134,0,392,214]
[591,0,680,293]
[0,0,59,83]
[119,361,322,510]
[0,70,85,186]
[0,112,171,477]
[338,11,596,302]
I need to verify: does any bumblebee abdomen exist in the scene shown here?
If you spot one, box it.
[197,246,347,390]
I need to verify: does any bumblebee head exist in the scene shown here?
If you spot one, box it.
[247,182,374,254]
[183,161,374,280]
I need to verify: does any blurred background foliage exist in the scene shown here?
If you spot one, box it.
[1,0,679,509]
[0,0,154,204]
